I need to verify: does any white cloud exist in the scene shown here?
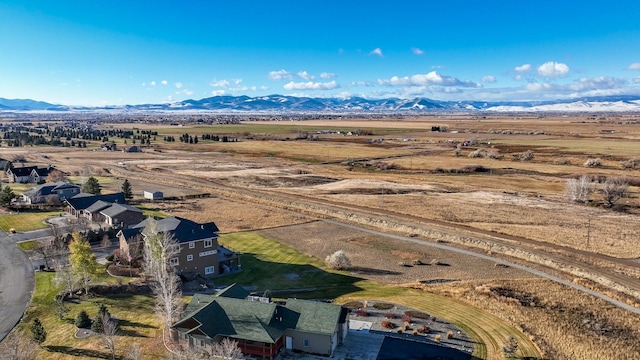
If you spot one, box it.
[320,72,336,79]
[431,65,445,69]
[628,63,640,71]
[283,80,339,90]
[141,82,146,87]
[482,75,496,83]
[175,82,183,89]
[567,76,627,91]
[514,64,531,72]
[370,48,383,57]
[350,81,373,87]
[210,79,230,87]
[412,48,424,55]
[232,78,243,84]
[297,71,314,80]
[378,71,480,88]
[211,90,225,96]
[514,75,523,81]
[161,80,168,85]
[269,69,293,81]
[537,61,570,77]
[150,81,156,86]
[634,77,640,84]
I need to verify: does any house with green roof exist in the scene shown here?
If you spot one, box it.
[172,285,348,358]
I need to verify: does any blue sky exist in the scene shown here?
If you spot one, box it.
[2,0,640,106]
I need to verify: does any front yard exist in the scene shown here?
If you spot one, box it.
[0,211,60,232]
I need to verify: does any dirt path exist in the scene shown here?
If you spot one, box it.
[107,157,640,310]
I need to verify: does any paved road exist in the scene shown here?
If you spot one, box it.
[0,230,35,343]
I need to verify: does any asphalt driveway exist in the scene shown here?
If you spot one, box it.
[0,230,35,343]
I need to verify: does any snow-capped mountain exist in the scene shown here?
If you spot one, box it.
[2,95,640,113]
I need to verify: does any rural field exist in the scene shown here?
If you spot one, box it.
[2,114,640,359]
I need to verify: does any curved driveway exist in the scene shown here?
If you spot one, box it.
[0,230,35,343]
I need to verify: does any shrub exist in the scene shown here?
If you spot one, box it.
[75,310,91,328]
[373,302,394,310]
[412,329,418,335]
[411,259,424,266]
[584,158,602,167]
[325,250,351,270]
[405,310,430,319]
[404,321,411,330]
[468,149,484,158]
[402,315,412,323]
[620,158,640,169]
[565,176,594,203]
[435,334,441,342]
[343,301,364,309]
[447,330,454,339]
[355,309,369,317]
[385,312,396,319]
[418,325,430,334]
[381,320,395,329]
[397,328,403,334]
[553,158,571,165]
[520,150,534,162]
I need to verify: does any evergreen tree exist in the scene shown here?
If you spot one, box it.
[75,310,92,328]
[0,185,15,207]
[82,176,101,195]
[31,318,47,345]
[121,179,133,200]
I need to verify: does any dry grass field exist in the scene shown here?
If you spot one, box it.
[3,114,640,359]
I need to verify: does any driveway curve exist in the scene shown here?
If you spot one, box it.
[0,231,35,343]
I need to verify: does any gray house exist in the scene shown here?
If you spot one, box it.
[21,182,81,204]
[172,286,348,358]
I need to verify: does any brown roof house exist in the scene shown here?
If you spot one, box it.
[172,284,349,358]
[118,216,239,277]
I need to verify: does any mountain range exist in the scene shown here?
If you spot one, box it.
[2,95,640,113]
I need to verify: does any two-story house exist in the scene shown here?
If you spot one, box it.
[118,216,239,277]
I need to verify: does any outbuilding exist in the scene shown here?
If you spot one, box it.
[143,190,163,200]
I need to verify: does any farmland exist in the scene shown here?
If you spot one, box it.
[2,113,640,359]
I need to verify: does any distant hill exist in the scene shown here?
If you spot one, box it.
[2,95,640,113]
[0,98,67,111]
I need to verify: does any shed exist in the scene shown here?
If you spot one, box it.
[143,190,163,200]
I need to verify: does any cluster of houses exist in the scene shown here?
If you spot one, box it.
[17,180,351,358]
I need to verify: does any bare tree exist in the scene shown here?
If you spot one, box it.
[99,313,118,360]
[565,176,594,203]
[142,218,183,329]
[0,332,37,360]
[602,177,629,207]
[123,343,143,360]
[210,338,244,359]
[325,250,351,270]
[53,251,77,298]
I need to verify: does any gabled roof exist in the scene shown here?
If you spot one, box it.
[22,181,77,198]
[84,200,113,214]
[117,228,142,242]
[174,295,344,344]
[100,203,142,218]
[32,167,52,176]
[132,216,219,243]
[66,192,126,211]
[8,166,37,177]
[216,283,250,300]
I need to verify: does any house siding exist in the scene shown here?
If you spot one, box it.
[173,237,221,277]
[105,210,144,229]
[283,329,333,356]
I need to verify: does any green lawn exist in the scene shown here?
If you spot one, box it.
[220,232,542,360]
[136,204,169,219]
[0,211,60,232]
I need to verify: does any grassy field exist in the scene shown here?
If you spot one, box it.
[19,271,165,360]
[219,232,541,359]
[0,211,59,232]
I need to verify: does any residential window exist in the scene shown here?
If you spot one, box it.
[169,258,179,266]
[200,340,205,347]
[303,339,309,347]
[189,242,195,249]
[204,239,213,248]
[173,244,181,253]
[204,266,215,275]
[187,254,193,262]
